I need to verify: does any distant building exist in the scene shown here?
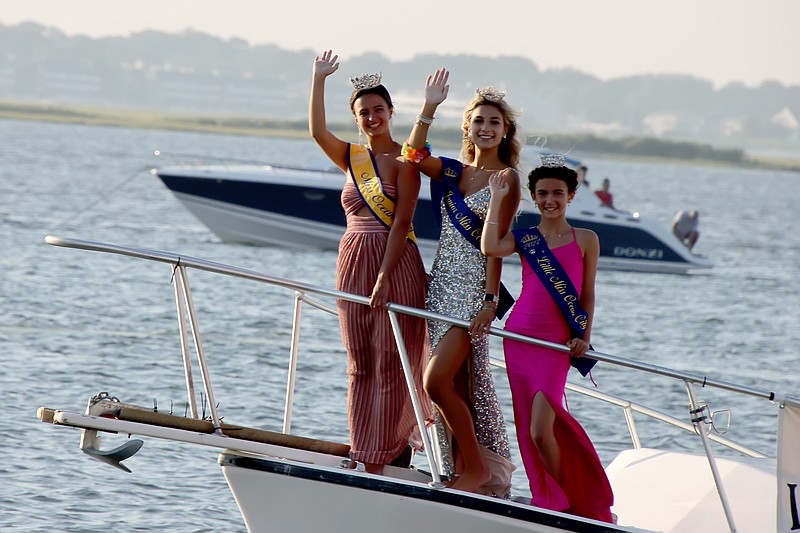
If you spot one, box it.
[33,59,103,103]
[150,69,305,117]
[771,107,799,141]
[0,64,13,94]
[772,107,798,129]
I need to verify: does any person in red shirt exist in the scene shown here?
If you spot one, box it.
[595,178,614,208]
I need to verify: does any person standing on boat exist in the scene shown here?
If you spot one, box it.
[309,50,432,474]
[576,165,590,188]
[672,210,700,251]
[402,68,519,495]
[481,159,614,522]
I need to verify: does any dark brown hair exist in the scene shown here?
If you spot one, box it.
[349,84,393,113]
[528,165,579,193]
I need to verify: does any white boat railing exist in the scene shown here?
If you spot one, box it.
[45,235,799,532]
[291,291,767,459]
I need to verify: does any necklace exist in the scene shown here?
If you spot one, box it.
[369,142,400,157]
[469,166,503,181]
[537,225,571,238]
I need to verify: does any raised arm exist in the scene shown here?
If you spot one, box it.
[369,161,422,308]
[481,170,520,257]
[405,68,449,179]
[468,169,518,334]
[309,50,348,171]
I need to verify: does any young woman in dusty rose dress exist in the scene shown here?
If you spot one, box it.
[309,50,432,474]
[481,163,613,522]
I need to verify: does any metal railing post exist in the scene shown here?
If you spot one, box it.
[387,309,442,487]
[171,265,198,418]
[282,291,304,434]
[178,265,223,432]
[622,404,641,449]
[686,380,737,532]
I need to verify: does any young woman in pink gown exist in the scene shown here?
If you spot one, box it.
[481,162,614,522]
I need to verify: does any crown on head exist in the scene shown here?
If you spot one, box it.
[349,71,382,91]
[475,86,506,102]
[540,153,567,167]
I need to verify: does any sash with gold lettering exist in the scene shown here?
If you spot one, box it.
[433,157,514,318]
[346,143,416,244]
[512,227,597,376]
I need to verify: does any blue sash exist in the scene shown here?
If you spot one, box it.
[429,157,462,230]
[441,160,484,250]
[432,157,514,318]
[512,227,597,376]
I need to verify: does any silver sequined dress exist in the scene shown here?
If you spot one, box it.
[426,183,512,485]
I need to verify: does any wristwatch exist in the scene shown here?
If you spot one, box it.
[484,293,498,303]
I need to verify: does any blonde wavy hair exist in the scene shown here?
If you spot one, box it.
[460,90,522,169]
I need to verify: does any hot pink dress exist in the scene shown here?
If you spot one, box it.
[503,234,613,522]
[336,180,432,465]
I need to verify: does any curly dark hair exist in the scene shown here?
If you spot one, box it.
[527,165,579,193]
[349,84,393,113]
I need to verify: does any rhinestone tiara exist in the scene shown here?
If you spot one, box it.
[540,153,567,167]
[349,71,382,91]
[475,86,506,102]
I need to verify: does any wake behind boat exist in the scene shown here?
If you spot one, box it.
[37,236,796,532]
[153,161,713,274]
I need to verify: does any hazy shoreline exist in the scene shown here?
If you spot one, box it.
[2,99,798,171]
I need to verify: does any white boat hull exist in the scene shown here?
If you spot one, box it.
[220,451,626,533]
[155,164,713,274]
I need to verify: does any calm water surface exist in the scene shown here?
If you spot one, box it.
[1,119,798,531]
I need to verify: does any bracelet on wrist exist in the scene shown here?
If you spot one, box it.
[415,113,434,126]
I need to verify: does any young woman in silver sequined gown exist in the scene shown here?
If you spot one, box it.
[404,68,522,495]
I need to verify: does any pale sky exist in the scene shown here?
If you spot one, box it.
[2,0,798,88]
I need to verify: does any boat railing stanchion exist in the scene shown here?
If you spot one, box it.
[178,265,224,433]
[282,291,304,434]
[686,379,737,533]
[387,307,443,488]
[622,402,641,449]
[172,262,198,418]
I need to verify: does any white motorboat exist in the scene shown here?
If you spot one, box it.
[37,236,797,533]
[153,163,713,274]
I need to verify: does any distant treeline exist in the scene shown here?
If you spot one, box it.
[179,115,748,163]
[1,21,799,153]
[1,100,790,169]
[528,133,746,163]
